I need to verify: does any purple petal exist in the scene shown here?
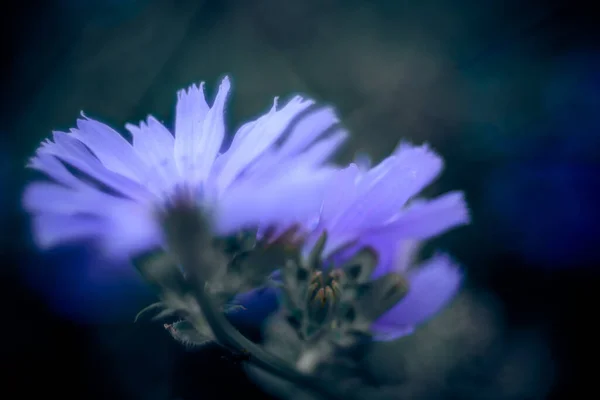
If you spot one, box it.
[174,77,229,182]
[353,151,372,171]
[23,183,118,214]
[372,254,462,340]
[174,82,209,180]
[129,116,174,152]
[286,129,348,169]
[37,133,152,202]
[380,191,470,240]
[392,240,422,273]
[32,213,104,248]
[302,164,359,256]
[97,200,163,259]
[213,167,332,235]
[333,191,468,277]
[214,96,314,193]
[223,98,279,154]
[72,116,149,183]
[39,131,98,166]
[28,153,86,189]
[329,144,443,238]
[277,106,340,158]
[24,183,160,259]
[363,236,401,276]
[125,116,178,193]
[246,105,343,176]
[320,164,360,223]
[195,77,230,181]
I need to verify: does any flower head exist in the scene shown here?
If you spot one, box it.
[302,141,470,340]
[24,77,347,260]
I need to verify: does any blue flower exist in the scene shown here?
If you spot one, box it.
[23,77,347,260]
[304,141,470,340]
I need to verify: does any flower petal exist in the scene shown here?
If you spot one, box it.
[38,132,152,202]
[23,183,117,215]
[372,254,462,340]
[32,213,104,248]
[25,184,160,259]
[39,131,100,167]
[353,151,372,171]
[214,96,314,193]
[98,200,163,259]
[174,77,229,183]
[214,167,333,235]
[381,191,470,240]
[174,82,209,180]
[302,164,359,255]
[320,164,360,224]
[328,144,443,238]
[71,116,149,183]
[125,116,178,194]
[276,106,340,158]
[245,105,342,176]
[195,77,230,181]
[286,129,348,170]
[28,153,86,189]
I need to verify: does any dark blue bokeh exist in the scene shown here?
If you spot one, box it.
[487,161,600,267]
[484,51,600,267]
[22,245,155,323]
[21,242,280,325]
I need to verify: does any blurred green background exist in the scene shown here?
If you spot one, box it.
[1,0,598,399]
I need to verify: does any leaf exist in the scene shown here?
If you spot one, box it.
[356,273,409,321]
[307,231,328,271]
[339,248,379,285]
[395,239,422,272]
[132,249,187,292]
[164,320,214,349]
[329,326,371,349]
[262,313,303,364]
[222,304,246,314]
[281,260,308,311]
[216,230,257,257]
[134,302,165,322]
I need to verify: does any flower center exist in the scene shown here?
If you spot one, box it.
[307,269,344,325]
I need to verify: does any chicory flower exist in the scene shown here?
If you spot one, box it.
[23,77,347,260]
[304,142,470,340]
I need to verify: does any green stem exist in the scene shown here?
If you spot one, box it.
[162,211,353,399]
[192,282,351,400]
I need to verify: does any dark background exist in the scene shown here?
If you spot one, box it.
[1,0,598,399]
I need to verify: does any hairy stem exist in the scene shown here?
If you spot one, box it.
[191,280,351,400]
[162,209,354,400]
